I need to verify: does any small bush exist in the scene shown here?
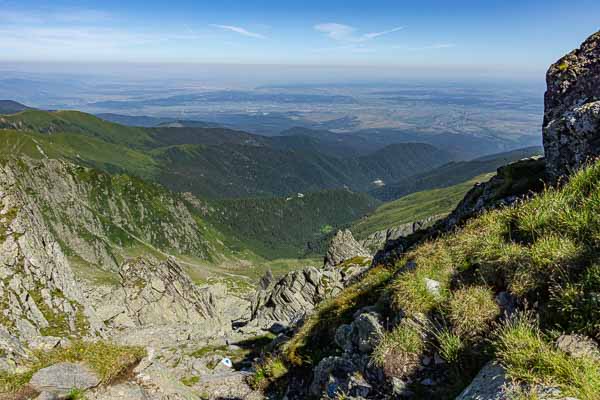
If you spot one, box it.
[372,320,424,378]
[447,286,500,337]
[432,327,463,364]
[248,356,288,390]
[495,315,600,400]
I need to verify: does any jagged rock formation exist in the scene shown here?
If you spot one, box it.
[0,156,242,399]
[0,159,100,353]
[309,311,385,398]
[359,216,439,255]
[96,257,216,330]
[324,229,371,268]
[249,231,372,330]
[249,267,345,330]
[2,158,214,273]
[544,31,600,180]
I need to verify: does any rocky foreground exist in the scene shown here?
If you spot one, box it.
[1,30,600,400]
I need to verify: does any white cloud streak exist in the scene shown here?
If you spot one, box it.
[210,24,266,39]
[394,43,457,50]
[314,23,403,43]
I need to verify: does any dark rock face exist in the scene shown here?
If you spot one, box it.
[544,30,600,179]
[442,157,546,230]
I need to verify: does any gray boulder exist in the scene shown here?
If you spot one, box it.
[335,312,384,354]
[29,362,100,396]
[324,230,371,268]
[543,30,600,180]
[556,334,600,359]
[455,362,507,400]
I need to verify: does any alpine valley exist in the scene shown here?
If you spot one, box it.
[0,28,599,400]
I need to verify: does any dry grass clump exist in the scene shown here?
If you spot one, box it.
[447,286,500,337]
[372,320,425,378]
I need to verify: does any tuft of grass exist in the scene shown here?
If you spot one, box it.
[431,327,463,364]
[390,241,454,316]
[66,388,86,400]
[248,356,288,390]
[549,264,600,339]
[371,320,424,378]
[495,315,600,400]
[0,340,146,394]
[180,375,200,387]
[447,286,500,337]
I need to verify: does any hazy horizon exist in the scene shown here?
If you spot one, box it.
[1,0,599,82]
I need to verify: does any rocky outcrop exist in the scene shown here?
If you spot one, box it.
[359,216,439,255]
[309,311,385,399]
[249,267,345,330]
[544,30,600,180]
[250,230,373,330]
[0,159,100,347]
[0,157,237,384]
[442,157,546,230]
[324,230,371,268]
[0,157,215,277]
[97,257,216,330]
[457,362,584,400]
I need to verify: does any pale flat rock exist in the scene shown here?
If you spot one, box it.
[29,362,100,396]
[88,383,151,400]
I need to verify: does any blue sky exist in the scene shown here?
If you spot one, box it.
[1,0,599,77]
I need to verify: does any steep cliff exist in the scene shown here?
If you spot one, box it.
[544,31,600,179]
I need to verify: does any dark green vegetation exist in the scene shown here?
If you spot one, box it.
[0,107,540,262]
[370,146,542,202]
[352,173,494,239]
[0,109,454,199]
[0,107,472,261]
[206,189,379,259]
[274,159,600,399]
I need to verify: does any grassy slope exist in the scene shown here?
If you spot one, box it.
[282,161,600,399]
[370,146,542,202]
[206,189,380,259]
[352,173,494,239]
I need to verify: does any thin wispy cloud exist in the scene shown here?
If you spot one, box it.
[0,8,112,24]
[210,24,266,39]
[395,43,457,50]
[314,23,403,43]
